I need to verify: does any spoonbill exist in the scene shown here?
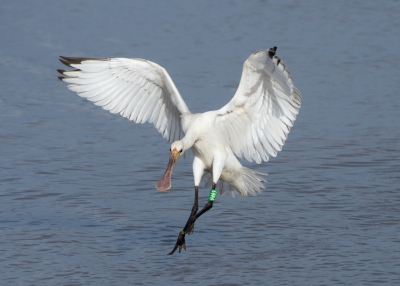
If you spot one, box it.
[58,47,301,255]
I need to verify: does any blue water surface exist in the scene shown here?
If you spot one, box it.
[1,1,399,285]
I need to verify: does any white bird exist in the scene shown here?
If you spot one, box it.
[58,46,301,254]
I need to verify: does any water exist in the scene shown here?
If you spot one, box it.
[1,0,400,285]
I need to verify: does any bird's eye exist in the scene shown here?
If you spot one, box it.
[180,149,183,153]
[169,148,171,151]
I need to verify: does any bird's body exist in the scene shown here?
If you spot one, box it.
[58,47,301,254]
[181,111,266,197]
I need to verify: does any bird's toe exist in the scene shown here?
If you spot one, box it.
[168,231,187,255]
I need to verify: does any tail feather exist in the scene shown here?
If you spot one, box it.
[203,167,267,197]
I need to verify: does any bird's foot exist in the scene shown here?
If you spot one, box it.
[167,231,186,255]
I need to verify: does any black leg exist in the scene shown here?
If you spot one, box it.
[168,183,216,255]
[192,182,215,220]
[184,186,199,234]
[194,201,213,219]
[168,186,199,255]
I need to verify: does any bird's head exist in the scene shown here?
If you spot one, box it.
[170,141,184,155]
[156,140,184,191]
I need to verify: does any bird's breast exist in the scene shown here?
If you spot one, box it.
[191,141,214,169]
[191,136,229,171]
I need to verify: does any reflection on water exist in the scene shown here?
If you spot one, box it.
[1,0,400,285]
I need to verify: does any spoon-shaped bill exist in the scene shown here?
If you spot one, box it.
[156,149,180,191]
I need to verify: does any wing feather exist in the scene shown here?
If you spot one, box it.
[215,48,301,162]
[137,85,156,123]
[109,84,135,114]
[131,87,150,122]
[59,57,191,143]
[141,87,159,123]
[150,98,162,125]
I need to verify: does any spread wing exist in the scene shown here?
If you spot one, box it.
[58,56,191,143]
[215,47,301,163]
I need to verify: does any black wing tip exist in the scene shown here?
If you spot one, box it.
[59,56,86,66]
[59,56,109,67]
[57,69,66,75]
[58,76,65,81]
[268,46,277,59]
[58,56,73,67]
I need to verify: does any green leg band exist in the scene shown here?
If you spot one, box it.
[208,189,217,202]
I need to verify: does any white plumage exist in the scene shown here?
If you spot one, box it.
[60,57,189,143]
[58,47,301,197]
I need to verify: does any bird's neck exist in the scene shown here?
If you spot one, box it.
[181,134,196,153]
